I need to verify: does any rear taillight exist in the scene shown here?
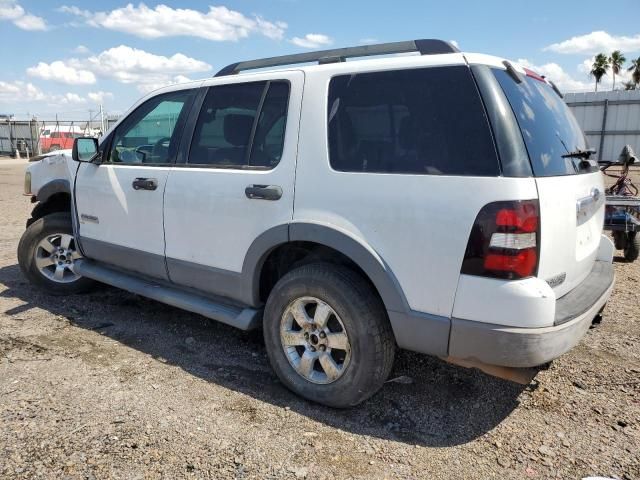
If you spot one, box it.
[461,200,540,280]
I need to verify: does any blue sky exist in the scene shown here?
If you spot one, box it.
[1,0,639,119]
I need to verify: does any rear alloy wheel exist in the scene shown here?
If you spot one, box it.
[280,296,351,384]
[18,212,95,294]
[263,263,395,408]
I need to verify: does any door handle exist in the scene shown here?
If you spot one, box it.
[245,184,282,201]
[132,177,158,191]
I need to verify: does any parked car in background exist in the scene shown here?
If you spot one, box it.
[40,125,84,153]
[19,39,615,407]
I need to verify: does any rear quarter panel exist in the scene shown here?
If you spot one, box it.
[294,67,539,317]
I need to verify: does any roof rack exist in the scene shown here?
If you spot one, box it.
[214,39,460,77]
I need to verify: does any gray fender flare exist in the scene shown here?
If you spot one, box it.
[241,223,408,314]
[36,179,70,203]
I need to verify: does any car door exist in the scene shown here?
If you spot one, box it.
[163,71,303,303]
[74,88,196,280]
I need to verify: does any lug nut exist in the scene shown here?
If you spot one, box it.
[319,345,326,352]
[319,331,326,339]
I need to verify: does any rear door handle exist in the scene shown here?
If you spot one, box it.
[245,184,282,201]
[132,177,158,191]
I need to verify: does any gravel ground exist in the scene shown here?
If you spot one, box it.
[0,157,638,479]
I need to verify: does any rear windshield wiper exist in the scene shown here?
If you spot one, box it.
[561,148,596,159]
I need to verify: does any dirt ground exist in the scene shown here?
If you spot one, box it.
[0,157,638,479]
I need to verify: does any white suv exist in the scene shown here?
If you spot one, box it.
[19,39,615,407]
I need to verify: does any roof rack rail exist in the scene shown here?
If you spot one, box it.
[214,38,460,77]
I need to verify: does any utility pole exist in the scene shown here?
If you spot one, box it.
[99,104,105,135]
[88,109,93,133]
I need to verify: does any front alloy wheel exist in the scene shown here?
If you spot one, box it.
[18,212,95,295]
[35,233,82,283]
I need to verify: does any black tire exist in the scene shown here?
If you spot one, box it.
[613,231,627,250]
[263,263,395,407]
[624,232,639,262]
[17,212,95,295]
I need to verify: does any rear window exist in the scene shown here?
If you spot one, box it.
[327,66,499,175]
[494,69,595,176]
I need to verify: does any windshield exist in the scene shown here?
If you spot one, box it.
[494,69,596,176]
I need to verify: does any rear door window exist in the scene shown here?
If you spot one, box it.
[327,66,499,176]
[188,80,290,169]
[494,69,595,176]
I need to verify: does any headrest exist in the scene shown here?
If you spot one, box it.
[224,114,254,147]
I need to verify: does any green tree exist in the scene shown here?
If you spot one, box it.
[590,53,610,92]
[628,57,640,88]
[609,50,626,90]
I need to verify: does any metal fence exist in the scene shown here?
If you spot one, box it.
[565,90,640,162]
[0,119,111,157]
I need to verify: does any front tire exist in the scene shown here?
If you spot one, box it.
[263,263,395,407]
[17,212,95,295]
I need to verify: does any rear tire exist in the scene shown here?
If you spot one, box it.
[17,212,95,295]
[263,263,395,408]
[624,232,639,262]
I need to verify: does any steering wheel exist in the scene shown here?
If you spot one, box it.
[151,137,172,162]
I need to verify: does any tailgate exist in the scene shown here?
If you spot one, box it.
[536,171,605,297]
[492,65,606,298]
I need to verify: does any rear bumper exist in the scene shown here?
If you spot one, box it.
[447,260,615,367]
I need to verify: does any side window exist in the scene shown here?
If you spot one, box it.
[327,66,499,176]
[108,90,193,164]
[189,80,290,168]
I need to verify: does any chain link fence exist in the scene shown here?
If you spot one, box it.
[0,117,120,158]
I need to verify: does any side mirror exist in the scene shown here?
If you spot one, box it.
[72,137,99,163]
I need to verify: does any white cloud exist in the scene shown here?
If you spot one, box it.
[74,45,90,54]
[545,31,640,55]
[0,0,47,30]
[137,75,197,94]
[0,1,23,20]
[27,60,96,85]
[26,45,210,93]
[0,80,45,102]
[60,3,286,41]
[84,45,210,86]
[516,58,592,92]
[88,91,113,103]
[290,33,333,49]
[13,12,46,30]
[55,92,86,104]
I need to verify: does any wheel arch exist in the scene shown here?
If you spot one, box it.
[241,223,408,314]
[36,179,71,203]
[27,180,72,227]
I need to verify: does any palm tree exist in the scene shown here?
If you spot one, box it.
[609,50,626,90]
[628,57,640,88]
[590,53,610,92]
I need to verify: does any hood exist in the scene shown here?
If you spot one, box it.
[29,149,72,162]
